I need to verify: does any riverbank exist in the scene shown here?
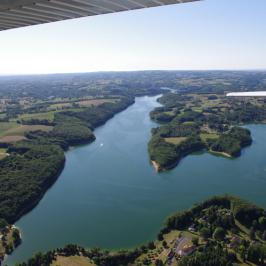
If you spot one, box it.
[148,93,254,172]
[209,149,232,158]
[0,225,21,261]
[4,95,163,265]
[1,97,136,263]
[16,195,266,266]
[150,149,233,172]
[151,160,179,172]
[6,99,266,265]
[151,160,160,172]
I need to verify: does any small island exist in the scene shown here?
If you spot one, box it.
[18,195,266,266]
[148,92,266,171]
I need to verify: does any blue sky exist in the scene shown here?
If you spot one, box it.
[0,0,266,75]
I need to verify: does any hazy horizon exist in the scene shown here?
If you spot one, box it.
[1,69,266,78]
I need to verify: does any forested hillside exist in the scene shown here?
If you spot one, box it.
[18,195,266,266]
[149,92,266,171]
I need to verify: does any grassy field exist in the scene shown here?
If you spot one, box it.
[182,121,196,126]
[0,135,26,143]
[18,111,56,121]
[51,256,96,266]
[164,137,187,145]
[1,124,53,137]
[0,122,18,137]
[77,98,118,107]
[0,148,8,159]
[192,107,203,112]
[17,107,92,122]
[164,110,175,116]
[48,98,118,110]
[0,123,53,143]
[48,102,73,110]
[200,133,219,142]
[0,153,7,160]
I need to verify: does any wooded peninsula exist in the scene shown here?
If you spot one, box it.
[0,73,164,258]
[148,92,266,171]
[1,71,266,263]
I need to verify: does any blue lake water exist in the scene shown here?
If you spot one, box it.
[6,95,266,265]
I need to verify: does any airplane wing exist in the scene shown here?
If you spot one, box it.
[227,92,266,97]
[0,0,200,31]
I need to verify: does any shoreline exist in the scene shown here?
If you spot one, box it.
[2,98,138,263]
[150,149,233,173]
[208,149,232,158]
[12,99,136,222]
[151,160,161,172]
[14,195,264,266]
[151,160,179,172]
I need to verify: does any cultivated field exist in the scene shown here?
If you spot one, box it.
[164,137,188,145]
[0,123,53,143]
[0,148,8,160]
[1,124,53,136]
[0,135,26,143]
[48,98,118,110]
[18,111,56,121]
[78,98,118,107]
[51,256,96,266]
[200,133,219,143]
[0,122,18,137]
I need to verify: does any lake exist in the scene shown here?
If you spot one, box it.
[6,95,266,265]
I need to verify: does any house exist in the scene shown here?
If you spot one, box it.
[228,236,241,249]
[177,245,195,257]
[188,224,196,232]
[167,250,174,260]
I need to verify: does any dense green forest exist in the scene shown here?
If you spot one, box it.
[0,96,136,225]
[148,91,266,170]
[1,71,266,261]
[0,73,165,259]
[18,195,266,266]
[210,127,252,157]
[1,71,266,100]
[148,123,204,169]
[0,142,65,223]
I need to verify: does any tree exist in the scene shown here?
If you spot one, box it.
[143,258,150,265]
[239,245,246,262]
[249,228,256,240]
[157,233,163,241]
[192,236,199,246]
[252,220,258,230]
[247,244,261,264]
[162,241,168,248]
[5,242,14,254]
[155,259,163,266]
[227,251,237,262]
[259,216,266,229]
[200,227,211,240]
[147,241,155,250]
[262,231,266,241]
[0,218,8,229]
[12,228,21,247]
[213,227,226,241]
